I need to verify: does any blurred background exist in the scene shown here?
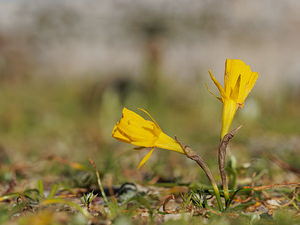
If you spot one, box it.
[0,0,299,186]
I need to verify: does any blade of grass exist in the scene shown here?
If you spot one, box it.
[0,193,20,202]
[38,180,44,199]
[47,184,58,199]
[89,159,108,205]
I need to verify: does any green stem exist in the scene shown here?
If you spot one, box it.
[212,183,224,212]
[223,187,230,207]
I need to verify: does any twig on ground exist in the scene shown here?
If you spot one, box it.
[163,195,179,214]
[268,154,300,178]
[233,172,256,203]
[244,182,300,191]
[280,188,300,208]
[48,154,88,170]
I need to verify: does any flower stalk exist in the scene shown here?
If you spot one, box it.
[218,126,242,207]
[176,137,224,211]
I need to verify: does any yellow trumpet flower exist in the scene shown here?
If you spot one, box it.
[112,107,184,168]
[207,59,259,139]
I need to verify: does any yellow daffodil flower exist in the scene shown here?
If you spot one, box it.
[112,107,184,168]
[207,59,259,139]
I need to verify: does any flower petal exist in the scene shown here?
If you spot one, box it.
[245,72,259,97]
[122,107,145,123]
[138,108,161,130]
[205,83,223,103]
[112,125,132,143]
[138,148,155,168]
[112,107,159,144]
[209,70,227,100]
[115,126,155,147]
[225,59,246,96]
[230,75,241,101]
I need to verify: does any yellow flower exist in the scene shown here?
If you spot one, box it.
[112,107,184,168]
[207,59,259,139]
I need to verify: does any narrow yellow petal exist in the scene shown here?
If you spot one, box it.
[138,108,161,130]
[205,83,223,103]
[209,70,227,100]
[138,148,155,168]
[224,59,231,91]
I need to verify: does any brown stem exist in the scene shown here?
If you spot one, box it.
[218,125,242,204]
[175,137,223,211]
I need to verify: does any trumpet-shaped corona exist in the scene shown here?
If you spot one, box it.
[112,107,184,168]
[207,59,259,139]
